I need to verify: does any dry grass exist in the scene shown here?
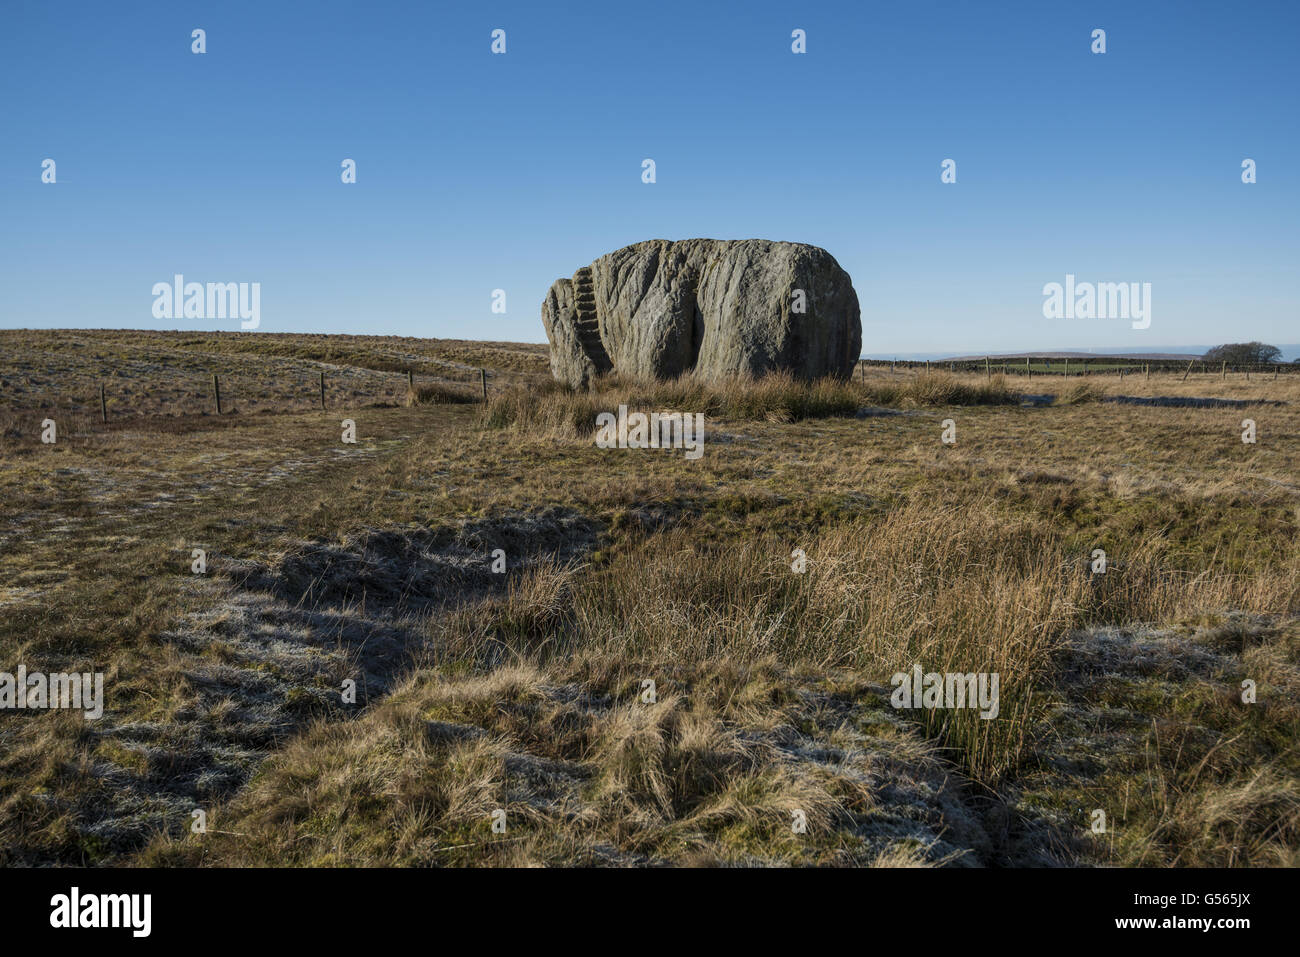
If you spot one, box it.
[2,331,1297,867]
[0,329,542,432]
[859,371,1019,408]
[143,656,989,867]
[1053,382,1105,405]
[139,513,1299,867]
[404,383,481,406]
[1009,617,1300,867]
[483,370,1018,437]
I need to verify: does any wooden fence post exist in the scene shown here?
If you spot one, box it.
[480,368,488,403]
[1181,359,1193,382]
[1221,361,1227,380]
[213,374,221,415]
[100,383,107,424]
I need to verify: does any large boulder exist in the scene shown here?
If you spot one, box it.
[541,239,861,388]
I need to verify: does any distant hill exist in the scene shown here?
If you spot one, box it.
[940,351,1200,362]
[863,345,1300,363]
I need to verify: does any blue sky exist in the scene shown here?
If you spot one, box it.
[2,0,1296,356]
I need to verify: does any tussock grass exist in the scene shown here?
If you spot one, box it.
[4,331,1299,868]
[859,371,1018,408]
[493,502,1292,783]
[484,370,1017,436]
[1053,382,1105,405]
[145,657,985,867]
[1012,617,1300,867]
[404,383,480,406]
[144,497,1299,867]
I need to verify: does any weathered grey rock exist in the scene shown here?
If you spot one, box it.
[542,239,861,388]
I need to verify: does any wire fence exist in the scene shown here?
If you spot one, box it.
[0,365,494,438]
[856,357,1299,380]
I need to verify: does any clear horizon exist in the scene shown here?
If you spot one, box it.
[3,0,1296,354]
